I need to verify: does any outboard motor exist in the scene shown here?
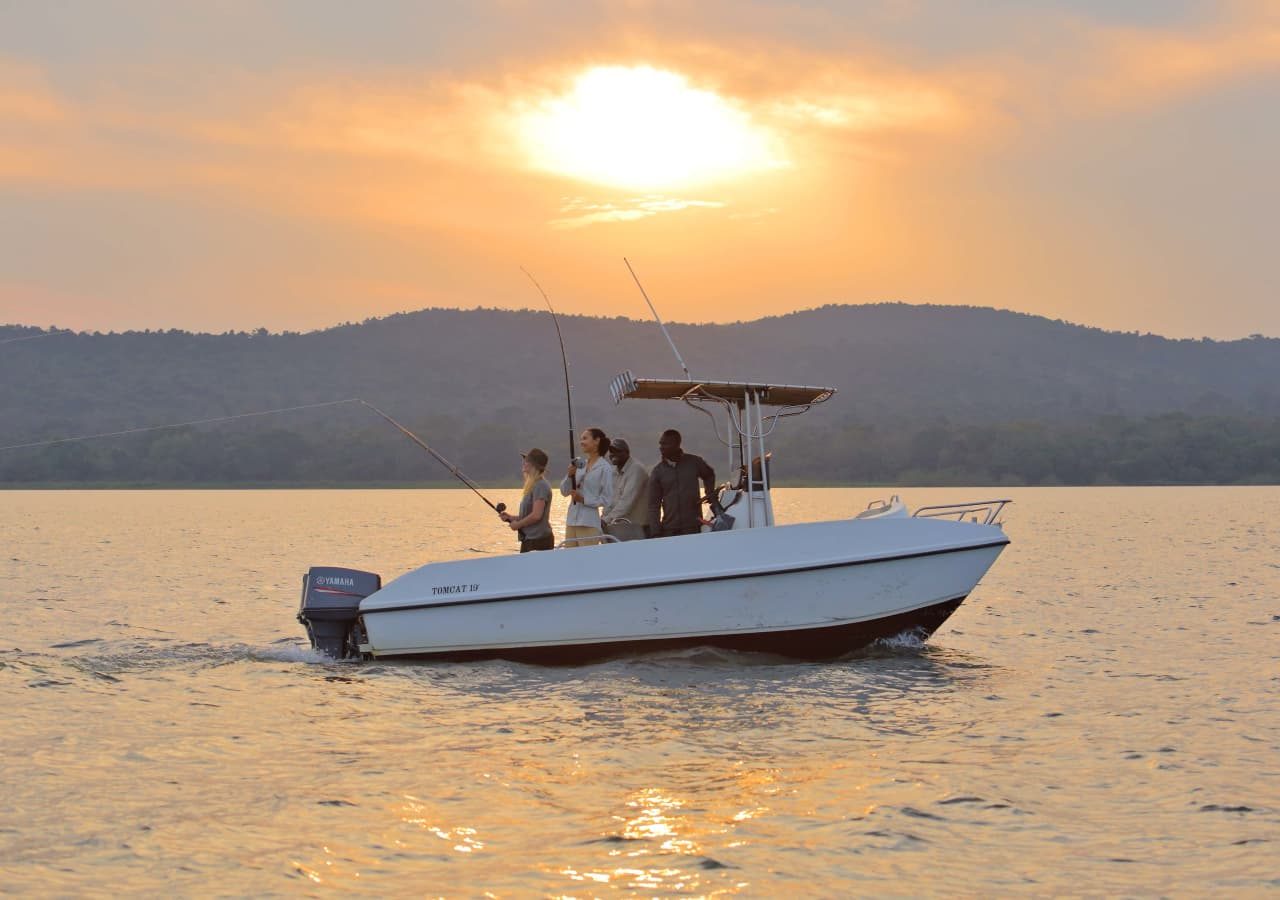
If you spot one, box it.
[298,566,381,659]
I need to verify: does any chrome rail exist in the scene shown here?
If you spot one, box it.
[911,499,1011,526]
[558,533,621,548]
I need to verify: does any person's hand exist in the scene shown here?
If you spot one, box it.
[508,520,521,531]
[571,490,584,504]
[499,511,512,523]
[566,463,576,478]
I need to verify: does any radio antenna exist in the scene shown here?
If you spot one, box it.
[624,257,691,381]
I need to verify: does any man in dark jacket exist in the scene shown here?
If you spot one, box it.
[647,429,716,538]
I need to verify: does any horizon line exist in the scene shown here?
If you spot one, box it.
[1,301,1276,344]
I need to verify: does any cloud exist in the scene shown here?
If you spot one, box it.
[0,60,66,124]
[4,1,1271,234]
[1074,12,1280,110]
[1,3,1277,336]
[550,195,726,228]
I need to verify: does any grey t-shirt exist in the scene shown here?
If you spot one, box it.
[518,478,553,541]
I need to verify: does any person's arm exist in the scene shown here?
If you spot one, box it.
[600,469,623,521]
[698,456,716,501]
[508,498,547,531]
[581,461,614,508]
[560,471,575,498]
[647,469,663,535]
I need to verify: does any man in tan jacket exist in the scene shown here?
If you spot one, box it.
[601,438,650,541]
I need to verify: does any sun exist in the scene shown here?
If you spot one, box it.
[516,65,787,192]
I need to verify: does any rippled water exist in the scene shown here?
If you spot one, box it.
[2,487,1277,894]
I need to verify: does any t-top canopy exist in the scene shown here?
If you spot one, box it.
[610,371,836,407]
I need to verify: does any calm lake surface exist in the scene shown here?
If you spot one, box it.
[2,487,1277,895]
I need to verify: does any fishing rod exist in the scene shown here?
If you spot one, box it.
[357,400,506,515]
[624,257,691,380]
[520,266,579,486]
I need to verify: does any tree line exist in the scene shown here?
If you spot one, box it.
[4,413,1277,486]
[4,304,1278,486]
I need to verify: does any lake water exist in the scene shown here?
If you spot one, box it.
[2,487,1277,894]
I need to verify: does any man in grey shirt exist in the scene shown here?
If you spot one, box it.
[647,429,716,538]
[601,438,650,541]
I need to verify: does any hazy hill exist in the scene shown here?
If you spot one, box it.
[3,304,1278,485]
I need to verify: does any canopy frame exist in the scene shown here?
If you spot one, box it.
[609,372,837,528]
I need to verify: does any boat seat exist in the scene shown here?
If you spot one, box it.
[733,452,773,491]
[855,495,908,519]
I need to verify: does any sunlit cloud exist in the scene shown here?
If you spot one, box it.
[727,206,780,222]
[3,5,1276,198]
[1,0,1277,336]
[0,60,65,124]
[0,48,1009,212]
[1075,15,1280,109]
[550,194,726,228]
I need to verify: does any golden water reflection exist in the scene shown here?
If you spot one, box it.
[554,780,772,893]
[287,843,372,887]
[397,795,486,854]
[620,788,695,854]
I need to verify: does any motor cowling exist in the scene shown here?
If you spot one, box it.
[298,566,381,659]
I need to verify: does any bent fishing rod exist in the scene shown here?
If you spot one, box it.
[520,266,579,487]
[355,400,507,515]
[0,396,509,515]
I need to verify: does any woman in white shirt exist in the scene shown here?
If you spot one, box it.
[560,427,616,547]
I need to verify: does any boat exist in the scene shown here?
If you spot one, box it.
[298,372,1010,662]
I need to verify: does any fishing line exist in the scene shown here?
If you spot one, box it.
[0,396,508,514]
[0,329,72,346]
[0,399,363,452]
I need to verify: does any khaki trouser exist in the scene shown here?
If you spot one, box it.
[564,524,604,548]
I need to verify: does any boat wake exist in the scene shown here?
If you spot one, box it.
[870,628,931,652]
[562,633,940,669]
[15,636,338,683]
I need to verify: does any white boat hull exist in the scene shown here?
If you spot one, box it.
[354,517,1008,662]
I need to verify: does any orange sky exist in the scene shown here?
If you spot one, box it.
[1,1,1278,338]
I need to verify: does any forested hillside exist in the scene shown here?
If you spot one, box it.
[3,304,1278,485]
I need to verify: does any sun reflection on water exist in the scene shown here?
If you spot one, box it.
[287,843,370,887]
[552,785,762,893]
[620,788,695,853]
[396,795,485,854]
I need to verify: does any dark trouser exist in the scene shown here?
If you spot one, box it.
[654,524,701,538]
[520,534,555,552]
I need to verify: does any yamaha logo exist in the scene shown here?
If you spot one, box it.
[317,576,356,588]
